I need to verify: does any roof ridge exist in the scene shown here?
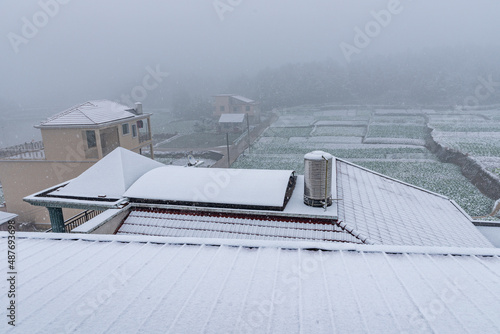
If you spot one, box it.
[336,220,372,244]
[6,232,500,256]
[40,101,97,125]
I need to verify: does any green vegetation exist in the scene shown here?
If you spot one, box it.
[233,106,499,217]
[312,126,366,137]
[366,124,427,139]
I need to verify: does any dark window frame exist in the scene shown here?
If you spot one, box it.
[122,123,130,135]
[86,130,97,148]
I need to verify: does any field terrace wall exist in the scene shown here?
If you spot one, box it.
[425,127,500,205]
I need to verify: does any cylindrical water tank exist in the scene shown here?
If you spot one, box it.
[304,151,333,207]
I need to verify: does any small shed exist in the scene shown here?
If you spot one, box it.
[218,113,246,133]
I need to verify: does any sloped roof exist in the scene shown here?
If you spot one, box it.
[219,113,246,123]
[0,211,17,224]
[37,100,137,127]
[4,232,500,333]
[117,208,362,243]
[124,166,295,210]
[336,159,492,247]
[231,95,254,104]
[51,147,163,199]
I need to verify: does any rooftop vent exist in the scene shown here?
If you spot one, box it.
[134,102,143,115]
[304,151,333,208]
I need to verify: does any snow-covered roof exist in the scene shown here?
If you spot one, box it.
[49,147,163,199]
[117,208,361,243]
[37,100,140,127]
[124,166,295,210]
[24,148,491,247]
[214,94,255,104]
[218,113,246,123]
[0,211,17,224]
[336,159,492,247]
[3,232,500,333]
[231,95,254,104]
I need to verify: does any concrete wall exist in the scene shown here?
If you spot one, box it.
[41,128,99,161]
[0,160,95,226]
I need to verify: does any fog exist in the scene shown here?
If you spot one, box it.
[1,0,500,145]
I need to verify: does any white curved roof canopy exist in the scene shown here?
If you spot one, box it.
[124,166,295,209]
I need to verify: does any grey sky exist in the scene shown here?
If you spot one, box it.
[1,0,499,108]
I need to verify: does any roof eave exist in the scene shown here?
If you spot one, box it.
[35,113,152,129]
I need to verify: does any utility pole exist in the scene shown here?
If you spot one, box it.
[246,113,251,154]
[226,132,230,168]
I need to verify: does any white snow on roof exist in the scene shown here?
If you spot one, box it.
[3,232,499,333]
[0,211,17,224]
[218,113,246,123]
[124,166,294,209]
[231,95,254,103]
[38,100,137,127]
[51,148,163,199]
[336,159,493,247]
[477,225,500,247]
[117,208,360,243]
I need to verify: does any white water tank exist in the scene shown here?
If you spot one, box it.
[304,151,333,207]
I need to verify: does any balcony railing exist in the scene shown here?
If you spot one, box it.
[0,141,45,160]
[139,133,151,143]
[46,210,103,233]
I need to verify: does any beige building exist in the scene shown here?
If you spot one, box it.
[213,94,260,121]
[0,100,153,228]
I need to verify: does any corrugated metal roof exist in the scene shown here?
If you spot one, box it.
[2,232,499,333]
[116,208,362,243]
[218,113,246,123]
[38,100,136,127]
[336,159,492,247]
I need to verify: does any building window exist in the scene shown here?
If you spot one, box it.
[86,130,96,148]
[246,105,250,112]
[233,107,237,112]
[220,106,225,112]
[132,124,137,137]
[122,123,129,135]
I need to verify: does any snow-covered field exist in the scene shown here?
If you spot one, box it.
[233,106,500,217]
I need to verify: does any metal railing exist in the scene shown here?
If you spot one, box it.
[139,133,151,143]
[46,210,103,233]
[0,141,45,160]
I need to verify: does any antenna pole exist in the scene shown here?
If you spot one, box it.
[322,155,328,211]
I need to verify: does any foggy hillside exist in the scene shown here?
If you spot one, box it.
[0,0,499,145]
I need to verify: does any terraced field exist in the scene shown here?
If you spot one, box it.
[233,106,500,218]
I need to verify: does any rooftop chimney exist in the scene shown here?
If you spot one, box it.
[135,102,143,115]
